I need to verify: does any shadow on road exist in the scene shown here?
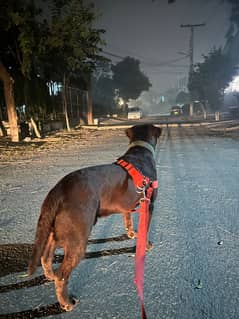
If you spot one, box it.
[0,234,135,318]
[0,302,64,318]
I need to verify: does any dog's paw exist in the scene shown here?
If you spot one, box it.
[146,241,153,251]
[61,296,79,312]
[127,230,137,239]
[45,274,55,281]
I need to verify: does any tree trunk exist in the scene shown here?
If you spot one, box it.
[0,105,7,136]
[87,75,93,125]
[0,62,19,142]
[0,120,7,136]
[30,117,41,138]
[62,74,71,132]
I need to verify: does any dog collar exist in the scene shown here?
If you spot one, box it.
[128,140,155,156]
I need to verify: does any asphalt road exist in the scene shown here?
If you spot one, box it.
[0,126,238,319]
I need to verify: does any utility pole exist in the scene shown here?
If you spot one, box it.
[181,23,205,74]
[181,23,205,116]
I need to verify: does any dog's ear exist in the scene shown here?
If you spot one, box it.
[125,127,134,140]
[155,126,162,138]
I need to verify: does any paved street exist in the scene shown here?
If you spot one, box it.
[0,126,239,319]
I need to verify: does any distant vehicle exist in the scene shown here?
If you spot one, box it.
[127,107,143,119]
[170,105,182,116]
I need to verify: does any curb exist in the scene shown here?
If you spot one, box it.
[81,122,213,130]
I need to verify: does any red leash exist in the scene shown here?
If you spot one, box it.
[117,159,158,319]
[134,197,150,319]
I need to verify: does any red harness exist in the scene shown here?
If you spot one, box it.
[117,159,158,319]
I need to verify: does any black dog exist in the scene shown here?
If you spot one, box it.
[28,124,161,311]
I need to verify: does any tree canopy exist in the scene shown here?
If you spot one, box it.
[0,0,105,139]
[112,56,151,102]
[188,48,236,111]
[91,57,151,115]
[0,0,105,80]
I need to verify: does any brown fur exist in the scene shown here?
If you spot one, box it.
[28,124,161,311]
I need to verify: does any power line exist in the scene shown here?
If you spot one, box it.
[102,50,189,68]
[102,51,123,60]
[148,70,187,74]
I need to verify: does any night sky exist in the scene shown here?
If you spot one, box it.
[91,0,231,93]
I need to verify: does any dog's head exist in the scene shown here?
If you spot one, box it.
[125,124,162,148]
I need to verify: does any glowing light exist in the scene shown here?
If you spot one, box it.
[225,75,239,93]
[118,97,124,106]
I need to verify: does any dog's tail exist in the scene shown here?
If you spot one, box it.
[28,188,61,276]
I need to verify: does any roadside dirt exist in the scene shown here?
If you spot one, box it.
[1,123,238,163]
[0,128,122,162]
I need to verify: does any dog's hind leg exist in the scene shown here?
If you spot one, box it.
[123,212,137,239]
[41,232,56,281]
[54,244,85,311]
[53,201,97,311]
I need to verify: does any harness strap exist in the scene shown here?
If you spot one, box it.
[117,159,150,191]
[116,159,158,319]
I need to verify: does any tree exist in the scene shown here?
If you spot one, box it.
[0,0,43,141]
[92,75,116,115]
[0,0,58,140]
[112,57,151,103]
[0,0,105,140]
[224,0,239,71]
[0,62,19,141]
[188,48,236,111]
[46,0,105,126]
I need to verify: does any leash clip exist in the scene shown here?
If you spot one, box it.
[136,184,145,194]
[136,178,148,194]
